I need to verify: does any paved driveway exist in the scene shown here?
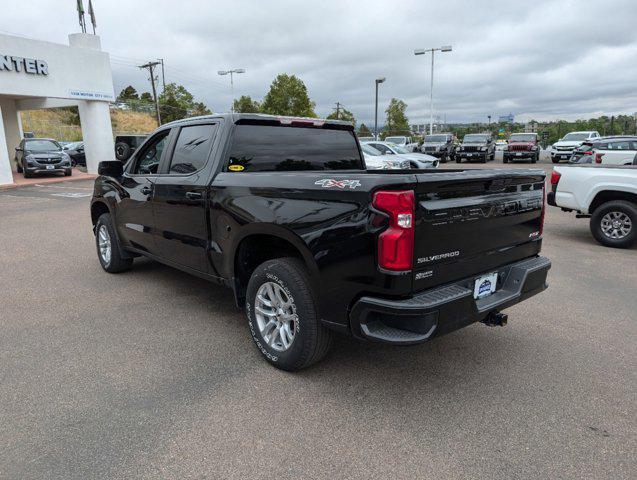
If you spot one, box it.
[0,177,635,479]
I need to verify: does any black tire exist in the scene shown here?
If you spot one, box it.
[552,158,559,164]
[23,164,32,178]
[95,213,134,272]
[590,201,637,249]
[16,159,22,173]
[115,142,130,161]
[64,169,72,176]
[456,157,462,163]
[531,153,539,163]
[503,156,509,164]
[246,257,332,371]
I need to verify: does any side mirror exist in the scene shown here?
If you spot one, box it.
[15,147,21,151]
[98,161,124,177]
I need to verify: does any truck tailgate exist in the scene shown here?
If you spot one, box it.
[413,170,545,291]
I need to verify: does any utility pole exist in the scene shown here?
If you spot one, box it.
[157,58,166,92]
[139,61,162,125]
[334,102,342,120]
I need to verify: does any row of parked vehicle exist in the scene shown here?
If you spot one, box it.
[552,132,637,166]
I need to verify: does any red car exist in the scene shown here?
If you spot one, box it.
[503,133,540,163]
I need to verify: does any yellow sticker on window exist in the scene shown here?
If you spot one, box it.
[228,164,244,172]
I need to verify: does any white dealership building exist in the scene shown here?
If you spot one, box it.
[0,32,115,186]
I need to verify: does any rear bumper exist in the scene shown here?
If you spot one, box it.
[349,256,551,345]
[547,191,557,207]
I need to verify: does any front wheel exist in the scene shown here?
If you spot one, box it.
[503,157,509,164]
[246,257,332,371]
[590,201,636,249]
[95,213,134,272]
[456,157,462,163]
[552,158,559,164]
[16,159,22,173]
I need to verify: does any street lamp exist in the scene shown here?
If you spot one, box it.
[374,77,385,140]
[414,45,452,135]
[217,68,246,112]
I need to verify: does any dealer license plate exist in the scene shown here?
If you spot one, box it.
[516,152,522,156]
[467,153,473,157]
[474,272,498,299]
[46,165,54,170]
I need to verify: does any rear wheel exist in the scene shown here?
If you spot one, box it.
[456,157,462,163]
[95,213,134,272]
[246,257,332,371]
[503,156,509,164]
[590,201,636,249]
[552,157,559,164]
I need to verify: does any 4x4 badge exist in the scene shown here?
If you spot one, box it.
[314,179,361,189]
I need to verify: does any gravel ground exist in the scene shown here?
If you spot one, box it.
[0,173,635,480]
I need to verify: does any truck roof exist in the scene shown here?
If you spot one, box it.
[162,113,354,129]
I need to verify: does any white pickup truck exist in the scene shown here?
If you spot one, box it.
[548,165,637,248]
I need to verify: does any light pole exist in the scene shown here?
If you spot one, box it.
[218,68,246,112]
[414,45,452,135]
[374,77,385,140]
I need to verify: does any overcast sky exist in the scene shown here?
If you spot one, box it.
[2,0,636,125]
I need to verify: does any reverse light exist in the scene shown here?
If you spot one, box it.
[372,190,415,271]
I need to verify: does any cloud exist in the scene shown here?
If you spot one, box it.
[2,0,636,125]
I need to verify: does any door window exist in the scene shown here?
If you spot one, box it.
[167,124,216,174]
[131,131,169,175]
[606,141,632,151]
[371,143,391,154]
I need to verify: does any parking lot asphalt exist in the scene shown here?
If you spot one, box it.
[0,171,635,480]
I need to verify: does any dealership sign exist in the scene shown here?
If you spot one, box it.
[0,55,48,75]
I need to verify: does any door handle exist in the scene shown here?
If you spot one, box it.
[140,186,152,195]
[185,191,203,200]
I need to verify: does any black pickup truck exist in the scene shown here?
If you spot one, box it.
[91,114,551,371]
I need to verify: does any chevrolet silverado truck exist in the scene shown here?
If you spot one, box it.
[548,164,637,248]
[503,133,540,164]
[91,113,551,371]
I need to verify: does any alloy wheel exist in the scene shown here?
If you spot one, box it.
[254,281,297,352]
[98,225,112,264]
[600,211,632,239]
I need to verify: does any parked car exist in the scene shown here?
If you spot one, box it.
[503,133,540,163]
[455,134,496,163]
[569,136,637,165]
[14,138,72,178]
[495,140,508,151]
[91,113,550,370]
[361,144,410,169]
[357,136,376,142]
[550,131,600,163]
[114,134,148,162]
[384,136,419,152]
[548,164,637,248]
[420,133,455,162]
[363,141,439,168]
[63,141,85,166]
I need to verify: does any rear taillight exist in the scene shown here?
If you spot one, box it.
[595,153,604,164]
[540,185,546,237]
[550,170,561,187]
[372,190,415,271]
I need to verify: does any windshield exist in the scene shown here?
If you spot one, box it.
[25,139,61,152]
[64,141,83,149]
[463,135,488,143]
[358,136,375,142]
[361,144,382,156]
[509,134,536,142]
[424,135,448,143]
[387,143,409,154]
[562,133,590,141]
[385,136,406,144]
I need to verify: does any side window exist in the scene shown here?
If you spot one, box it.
[131,131,169,175]
[167,124,216,174]
[607,141,631,151]
[373,144,391,154]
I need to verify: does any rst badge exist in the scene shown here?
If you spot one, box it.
[314,179,361,189]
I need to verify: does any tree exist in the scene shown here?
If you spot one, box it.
[140,92,153,102]
[261,74,316,117]
[117,85,138,101]
[326,107,356,127]
[383,98,409,136]
[158,83,211,123]
[233,95,261,113]
[358,123,372,136]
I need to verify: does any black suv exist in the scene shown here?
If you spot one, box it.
[456,134,496,163]
[114,134,148,162]
[420,133,455,163]
[15,138,72,178]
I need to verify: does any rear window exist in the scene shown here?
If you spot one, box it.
[227,125,364,172]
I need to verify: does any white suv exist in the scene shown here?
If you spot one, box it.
[551,131,600,163]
